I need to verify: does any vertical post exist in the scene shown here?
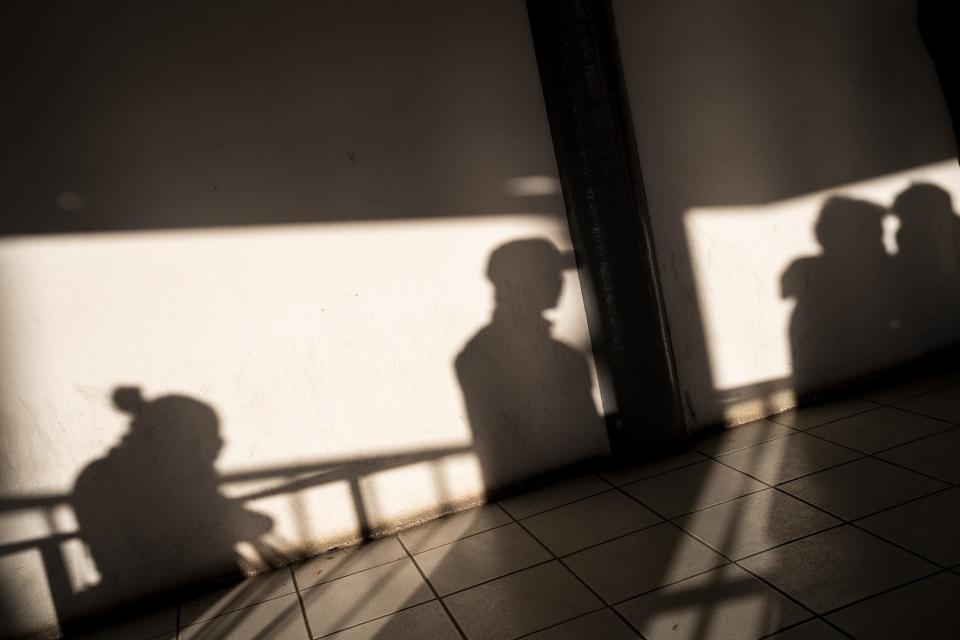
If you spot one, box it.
[526,0,685,454]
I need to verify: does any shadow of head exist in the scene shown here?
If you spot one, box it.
[893,182,958,251]
[814,196,886,255]
[112,386,224,463]
[486,238,576,314]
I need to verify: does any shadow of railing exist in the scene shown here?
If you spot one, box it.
[0,444,473,635]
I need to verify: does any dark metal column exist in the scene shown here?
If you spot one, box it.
[526,0,685,455]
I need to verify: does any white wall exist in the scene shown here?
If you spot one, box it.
[614,0,960,427]
[0,2,609,635]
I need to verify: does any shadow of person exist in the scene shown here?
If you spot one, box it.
[782,196,894,395]
[66,387,280,621]
[455,238,607,493]
[891,183,960,342]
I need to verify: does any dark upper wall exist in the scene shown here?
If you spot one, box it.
[1,0,563,235]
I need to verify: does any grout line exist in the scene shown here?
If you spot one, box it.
[395,536,469,640]
[701,441,954,569]
[846,518,953,570]
[294,555,409,594]
[701,521,847,564]
[856,378,960,407]
[509,487,618,521]
[813,419,960,457]
[573,448,952,565]
[755,617,856,640]
[593,470,617,487]
[497,482,610,521]
[695,421,956,491]
[691,427,801,458]
[435,558,557,599]
[496,489,646,638]
[865,423,960,457]
[610,484,819,618]
[847,483,955,524]
[552,519,672,559]
[767,401,882,431]
[308,599,451,639]
[713,451,863,489]
[405,519,517,556]
[869,400,960,428]
[509,606,609,639]
[289,565,314,640]
[409,504,669,564]
[787,421,957,488]
[177,589,305,629]
[621,486,773,521]
[814,567,949,619]
[595,455,709,488]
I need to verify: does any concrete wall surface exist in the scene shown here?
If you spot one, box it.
[0,2,609,635]
[614,0,960,428]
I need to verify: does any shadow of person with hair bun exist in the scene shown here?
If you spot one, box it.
[67,387,280,620]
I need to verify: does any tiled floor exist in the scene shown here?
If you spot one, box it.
[75,369,960,639]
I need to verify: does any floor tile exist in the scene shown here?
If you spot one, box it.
[498,475,610,519]
[180,568,295,625]
[293,536,407,590]
[398,504,512,554]
[768,399,878,430]
[739,526,938,613]
[321,601,460,640]
[301,558,434,637]
[778,458,947,520]
[675,489,840,559]
[443,561,601,640]
[806,406,953,454]
[877,428,960,483]
[622,460,767,518]
[522,490,661,556]
[564,523,726,603]
[598,450,707,486]
[717,433,861,485]
[827,572,960,639]
[894,384,960,424]
[523,609,639,639]
[692,419,794,456]
[68,607,177,640]
[858,488,960,566]
[413,523,550,595]
[764,619,848,639]
[179,593,306,640]
[858,374,957,405]
[616,564,810,640]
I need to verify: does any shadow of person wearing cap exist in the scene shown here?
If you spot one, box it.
[455,238,607,493]
[66,387,284,622]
